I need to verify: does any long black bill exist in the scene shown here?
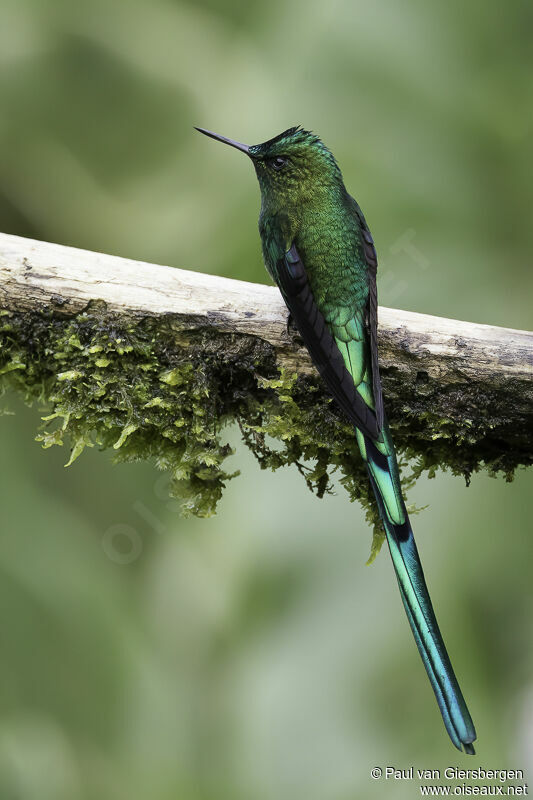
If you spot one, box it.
[194,127,250,155]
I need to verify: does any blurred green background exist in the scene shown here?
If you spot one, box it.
[0,0,532,798]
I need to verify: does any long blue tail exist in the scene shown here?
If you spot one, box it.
[356,422,477,754]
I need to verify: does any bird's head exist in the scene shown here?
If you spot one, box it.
[195,126,344,209]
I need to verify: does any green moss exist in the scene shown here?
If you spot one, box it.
[0,303,530,558]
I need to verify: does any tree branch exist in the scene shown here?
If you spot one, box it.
[0,231,531,518]
[1,231,531,381]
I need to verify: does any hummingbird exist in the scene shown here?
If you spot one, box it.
[196,125,477,755]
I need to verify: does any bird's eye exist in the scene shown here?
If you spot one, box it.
[268,156,288,171]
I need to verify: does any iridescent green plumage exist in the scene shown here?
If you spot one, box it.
[196,125,477,754]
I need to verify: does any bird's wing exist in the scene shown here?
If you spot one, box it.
[275,242,380,441]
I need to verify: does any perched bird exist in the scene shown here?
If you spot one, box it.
[196,125,477,754]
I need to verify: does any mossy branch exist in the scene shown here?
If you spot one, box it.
[1,232,532,547]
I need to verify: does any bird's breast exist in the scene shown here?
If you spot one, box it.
[295,216,369,311]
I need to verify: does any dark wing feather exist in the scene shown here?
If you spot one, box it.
[277,244,380,441]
